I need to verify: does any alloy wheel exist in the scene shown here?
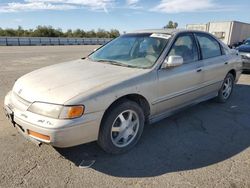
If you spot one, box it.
[110,110,139,148]
[222,77,233,99]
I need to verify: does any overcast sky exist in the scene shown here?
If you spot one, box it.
[0,0,249,32]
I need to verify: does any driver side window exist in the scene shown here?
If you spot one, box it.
[169,34,198,64]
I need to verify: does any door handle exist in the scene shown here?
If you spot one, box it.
[224,62,228,65]
[196,68,202,72]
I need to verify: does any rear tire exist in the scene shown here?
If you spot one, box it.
[216,73,234,103]
[98,100,145,154]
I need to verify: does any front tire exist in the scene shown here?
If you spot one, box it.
[98,100,145,154]
[216,73,234,103]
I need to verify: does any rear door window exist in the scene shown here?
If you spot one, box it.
[196,33,222,59]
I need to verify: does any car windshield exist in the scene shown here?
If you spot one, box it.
[89,33,169,68]
[244,40,250,45]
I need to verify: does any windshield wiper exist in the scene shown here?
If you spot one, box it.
[96,59,137,68]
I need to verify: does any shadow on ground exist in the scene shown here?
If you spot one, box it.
[56,84,250,177]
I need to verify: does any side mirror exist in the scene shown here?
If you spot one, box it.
[162,55,183,69]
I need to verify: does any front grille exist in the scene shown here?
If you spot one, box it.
[11,92,31,111]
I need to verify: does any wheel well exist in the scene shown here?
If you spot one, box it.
[101,94,151,124]
[228,69,236,79]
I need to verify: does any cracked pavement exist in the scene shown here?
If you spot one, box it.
[0,46,250,188]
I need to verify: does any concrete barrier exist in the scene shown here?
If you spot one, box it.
[0,37,112,46]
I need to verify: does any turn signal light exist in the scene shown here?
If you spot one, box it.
[27,130,50,141]
[67,106,84,119]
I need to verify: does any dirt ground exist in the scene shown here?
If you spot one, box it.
[0,46,250,188]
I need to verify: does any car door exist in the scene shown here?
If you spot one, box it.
[155,32,205,114]
[194,32,229,95]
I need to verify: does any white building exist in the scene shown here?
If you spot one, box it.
[186,21,250,46]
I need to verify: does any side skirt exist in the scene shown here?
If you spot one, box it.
[148,92,218,125]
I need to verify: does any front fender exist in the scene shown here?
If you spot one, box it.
[65,70,158,116]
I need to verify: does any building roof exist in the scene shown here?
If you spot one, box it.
[186,21,250,27]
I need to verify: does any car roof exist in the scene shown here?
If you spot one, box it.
[127,29,208,36]
[128,29,181,35]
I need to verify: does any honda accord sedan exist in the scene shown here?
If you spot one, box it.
[4,29,242,154]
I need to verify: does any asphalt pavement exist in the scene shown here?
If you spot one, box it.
[0,46,250,188]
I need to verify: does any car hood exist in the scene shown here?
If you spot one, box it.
[237,45,250,53]
[13,59,146,104]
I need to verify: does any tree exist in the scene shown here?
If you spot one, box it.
[73,29,84,38]
[17,26,24,37]
[29,26,62,37]
[96,28,107,38]
[65,29,73,37]
[0,27,4,36]
[109,29,120,38]
[85,30,96,38]
[164,21,178,29]
[4,29,16,37]
[0,25,120,38]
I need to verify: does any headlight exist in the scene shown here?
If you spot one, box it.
[28,102,84,119]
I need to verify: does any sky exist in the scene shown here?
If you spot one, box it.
[0,0,250,32]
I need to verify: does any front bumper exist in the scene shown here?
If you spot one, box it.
[240,53,250,70]
[3,91,103,148]
[242,59,250,70]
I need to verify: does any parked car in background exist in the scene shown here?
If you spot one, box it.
[237,38,250,70]
[4,29,242,154]
[230,41,243,49]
